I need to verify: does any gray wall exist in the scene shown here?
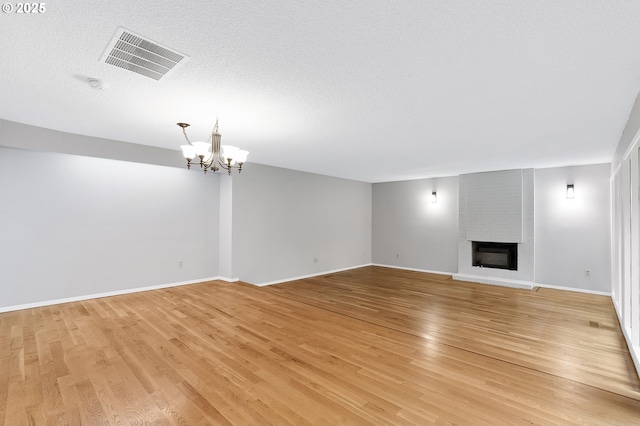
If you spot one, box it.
[231,163,372,285]
[0,120,374,305]
[613,91,640,170]
[0,119,615,309]
[0,119,184,168]
[535,164,611,292]
[0,146,220,309]
[372,167,611,292]
[372,176,459,273]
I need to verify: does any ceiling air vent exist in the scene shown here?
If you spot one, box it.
[100,27,189,81]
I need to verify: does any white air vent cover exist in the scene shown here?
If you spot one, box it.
[100,27,189,81]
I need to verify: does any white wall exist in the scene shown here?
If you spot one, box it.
[371,177,459,273]
[466,169,523,243]
[535,164,611,292]
[231,163,372,285]
[0,146,220,310]
[218,174,234,279]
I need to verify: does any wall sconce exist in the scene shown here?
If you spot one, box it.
[431,191,437,203]
[566,184,575,199]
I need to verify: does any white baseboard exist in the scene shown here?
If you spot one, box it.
[612,297,640,378]
[534,281,611,296]
[375,267,609,296]
[252,263,373,287]
[0,276,229,313]
[372,263,452,276]
[452,273,534,290]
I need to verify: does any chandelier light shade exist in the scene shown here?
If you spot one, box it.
[177,119,249,175]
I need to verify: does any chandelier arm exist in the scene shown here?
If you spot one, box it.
[217,158,230,170]
[220,157,233,175]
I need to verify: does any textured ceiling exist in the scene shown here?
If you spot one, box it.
[2,1,640,182]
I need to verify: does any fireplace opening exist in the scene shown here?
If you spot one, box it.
[472,241,517,271]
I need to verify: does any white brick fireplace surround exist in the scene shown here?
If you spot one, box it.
[453,169,535,289]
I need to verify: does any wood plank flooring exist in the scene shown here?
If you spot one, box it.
[1,266,639,424]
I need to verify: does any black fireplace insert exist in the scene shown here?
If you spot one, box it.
[472,241,518,271]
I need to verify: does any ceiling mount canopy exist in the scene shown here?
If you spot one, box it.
[178,119,249,175]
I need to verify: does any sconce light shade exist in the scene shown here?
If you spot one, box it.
[431,191,437,203]
[566,184,575,199]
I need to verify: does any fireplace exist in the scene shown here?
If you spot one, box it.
[472,242,518,271]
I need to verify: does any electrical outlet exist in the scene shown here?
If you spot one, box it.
[585,269,591,276]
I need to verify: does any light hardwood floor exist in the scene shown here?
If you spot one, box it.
[1,266,639,424]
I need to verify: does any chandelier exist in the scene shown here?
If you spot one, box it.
[177,119,249,175]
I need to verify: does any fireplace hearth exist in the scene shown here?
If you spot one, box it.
[472,241,518,271]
